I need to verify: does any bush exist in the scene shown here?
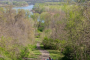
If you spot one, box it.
[0,36,34,60]
[61,45,76,60]
[0,57,5,60]
[60,44,90,60]
[35,33,40,38]
[42,37,61,50]
[20,47,30,58]
[38,27,44,32]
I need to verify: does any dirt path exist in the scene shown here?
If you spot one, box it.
[37,42,50,59]
[24,42,50,60]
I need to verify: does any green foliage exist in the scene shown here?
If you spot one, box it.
[13,1,28,6]
[31,13,39,20]
[45,29,51,33]
[34,2,90,60]
[0,1,28,6]
[0,57,4,60]
[0,36,18,60]
[20,47,30,58]
[33,3,45,14]
[38,22,45,32]
[42,37,61,50]
[36,35,40,38]
[38,26,44,32]
[0,36,36,60]
[48,50,63,60]
[61,45,77,60]
[0,1,90,59]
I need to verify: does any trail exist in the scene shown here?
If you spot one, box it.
[24,42,50,60]
[37,42,50,59]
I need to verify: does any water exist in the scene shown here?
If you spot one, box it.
[13,5,34,10]
[13,5,34,15]
[13,5,44,22]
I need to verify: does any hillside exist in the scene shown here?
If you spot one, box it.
[0,0,90,60]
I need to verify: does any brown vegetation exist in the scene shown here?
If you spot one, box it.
[0,6,35,60]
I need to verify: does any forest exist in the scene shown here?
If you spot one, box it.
[32,0,90,60]
[0,0,90,60]
[0,6,37,60]
[0,0,89,5]
[0,1,28,7]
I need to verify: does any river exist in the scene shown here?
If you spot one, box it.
[13,5,34,14]
[13,5,34,10]
[13,5,44,23]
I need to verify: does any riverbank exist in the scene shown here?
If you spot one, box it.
[13,5,34,11]
[12,4,29,7]
[0,4,29,8]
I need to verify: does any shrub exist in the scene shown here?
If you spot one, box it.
[0,37,34,60]
[20,47,30,58]
[42,37,61,50]
[0,57,5,60]
[38,27,44,32]
[61,45,76,60]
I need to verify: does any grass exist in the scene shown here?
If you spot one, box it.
[48,50,63,60]
[29,49,41,58]
[40,44,64,60]
[35,37,43,43]
[28,38,42,58]
[35,38,40,42]
[34,36,64,59]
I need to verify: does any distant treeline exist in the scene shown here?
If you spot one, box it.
[0,1,28,6]
[0,0,90,5]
